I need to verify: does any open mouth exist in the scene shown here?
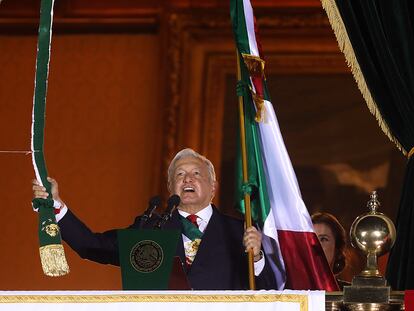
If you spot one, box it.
[183,186,195,193]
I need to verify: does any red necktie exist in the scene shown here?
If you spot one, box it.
[186,214,199,228]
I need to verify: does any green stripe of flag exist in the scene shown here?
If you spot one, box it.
[231,0,271,226]
[230,0,251,55]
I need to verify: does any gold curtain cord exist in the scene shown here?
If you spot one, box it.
[0,150,33,154]
[320,0,407,156]
[408,147,414,159]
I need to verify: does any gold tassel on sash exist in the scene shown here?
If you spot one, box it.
[40,244,70,277]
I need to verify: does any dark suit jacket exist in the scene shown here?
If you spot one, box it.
[59,206,276,290]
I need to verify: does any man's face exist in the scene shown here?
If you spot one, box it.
[170,156,216,212]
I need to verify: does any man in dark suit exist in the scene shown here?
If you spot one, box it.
[32,148,276,289]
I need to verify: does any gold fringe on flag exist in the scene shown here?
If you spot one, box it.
[241,54,265,78]
[320,0,407,155]
[39,244,70,277]
[241,54,266,122]
[251,92,265,122]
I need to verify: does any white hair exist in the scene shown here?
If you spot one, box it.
[167,148,216,188]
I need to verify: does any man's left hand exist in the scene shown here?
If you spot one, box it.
[243,226,263,262]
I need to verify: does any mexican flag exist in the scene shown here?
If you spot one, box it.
[230,0,339,291]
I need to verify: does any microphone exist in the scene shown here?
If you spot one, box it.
[137,195,161,228]
[165,194,180,217]
[155,194,181,229]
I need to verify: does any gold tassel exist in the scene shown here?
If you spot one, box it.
[320,0,407,155]
[241,54,265,79]
[241,54,266,122]
[39,244,70,277]
[252,92,265,122]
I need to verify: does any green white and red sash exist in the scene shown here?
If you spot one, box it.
[180,215,203,265]
[31,0,69,277]
[231,0,338,290]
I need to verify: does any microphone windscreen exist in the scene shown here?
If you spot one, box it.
[149,195,161,207]
[167,194,181,208]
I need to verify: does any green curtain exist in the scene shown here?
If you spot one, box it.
[321,0,414,289]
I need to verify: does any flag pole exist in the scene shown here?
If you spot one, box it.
[236,50,256,290]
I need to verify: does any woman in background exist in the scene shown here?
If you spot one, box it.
[312,212,349,289]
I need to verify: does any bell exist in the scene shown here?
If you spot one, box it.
[350,191,396,277]
[343,191,399,307]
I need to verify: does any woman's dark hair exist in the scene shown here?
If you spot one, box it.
[312,212,347,275]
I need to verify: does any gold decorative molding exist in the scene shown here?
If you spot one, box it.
[0,1,161,32]
[0,293,307,310]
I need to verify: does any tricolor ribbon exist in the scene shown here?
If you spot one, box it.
[31,0,69,277]
[179,216,203,266]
